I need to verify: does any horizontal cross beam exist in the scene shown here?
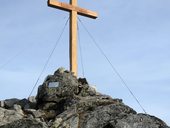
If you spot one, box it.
[48,0,98,19]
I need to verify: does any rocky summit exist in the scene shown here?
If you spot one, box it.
[0,68,169,128]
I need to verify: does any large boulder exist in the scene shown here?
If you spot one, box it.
[36,68,79,103]
[4,98,20,109]
[36,68,97,116]
[1,97,36,110]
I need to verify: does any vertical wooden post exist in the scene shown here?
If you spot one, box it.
[70,0,78,76]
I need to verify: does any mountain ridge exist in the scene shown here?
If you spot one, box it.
[0,68,169,128]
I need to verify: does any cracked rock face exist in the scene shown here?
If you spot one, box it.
[0,68,169,128]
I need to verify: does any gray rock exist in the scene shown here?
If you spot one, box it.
[36,69,97,114]
[36,70,78,103]
[114,113,168,128]
[51,103,168,128]
[54,67,65,74]
[24,109,45,118]
[1,68,169,128]
[13,104,23,115]
[15,98,36,109]
[51,116,79,128]
[36,69,80,115]
[28,96,36,103]
[0,101,4,108]
[0,118,48,128]
[16,98,30,109]
[4,98,19,108]
[0,107,24,126]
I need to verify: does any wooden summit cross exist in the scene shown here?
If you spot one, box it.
[48,0,98,76]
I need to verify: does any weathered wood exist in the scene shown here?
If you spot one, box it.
[69,0,78,76]
[48,0,98,76]
[48,0,98,19]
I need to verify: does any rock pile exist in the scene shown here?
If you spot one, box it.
[0,68,169,128]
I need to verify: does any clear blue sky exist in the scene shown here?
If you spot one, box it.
[0,0,170,125]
